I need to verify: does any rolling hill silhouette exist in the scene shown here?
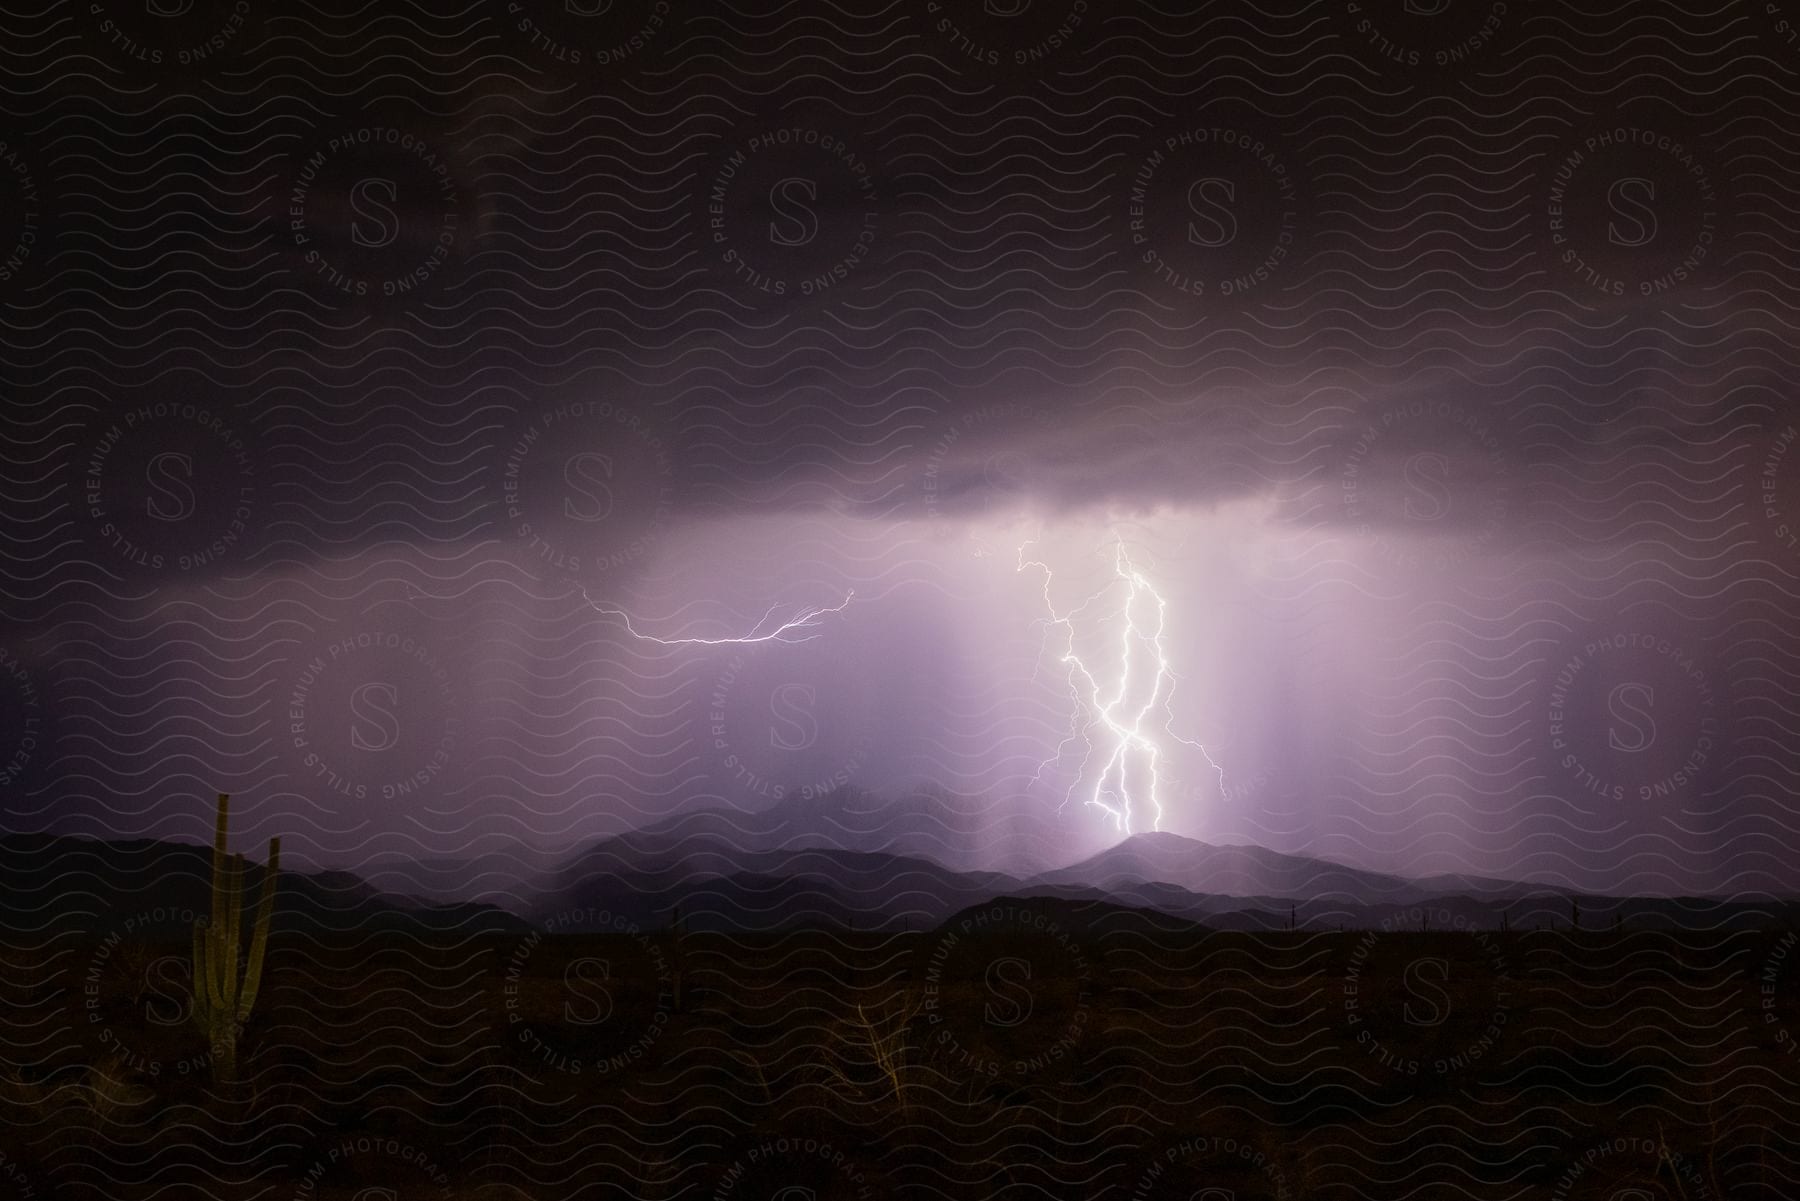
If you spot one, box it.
[0,833,527,937]
[9,812,1796,939]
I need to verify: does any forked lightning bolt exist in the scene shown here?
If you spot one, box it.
[572,584,855,646]
[1018,537,1223,834]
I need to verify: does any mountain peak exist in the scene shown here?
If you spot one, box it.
[1035,832,1429,904]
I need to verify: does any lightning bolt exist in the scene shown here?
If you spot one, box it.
[1018,535,1223,834]
[571,584,855,646]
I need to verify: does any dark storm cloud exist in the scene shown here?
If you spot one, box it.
[14,0,1800,901]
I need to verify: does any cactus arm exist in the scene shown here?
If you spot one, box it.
[189,792,280,1086]
[223,853,244,1009]
[199,792,234,1021]
[210,793,230,922]
[191,922,212,1026]
[195,801,221,1057]
[227,853,243,963]
[235,838,279,1022]
[211,944,229,1014]
[202,929,220,1014]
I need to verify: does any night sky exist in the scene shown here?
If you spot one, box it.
[5,0,1800,899]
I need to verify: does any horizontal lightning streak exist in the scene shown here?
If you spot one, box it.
[573,585,855,645]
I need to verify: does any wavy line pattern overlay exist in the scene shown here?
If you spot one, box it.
[5,0,1800,1197]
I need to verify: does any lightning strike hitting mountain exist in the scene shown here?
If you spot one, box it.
[1018,536,1224,834]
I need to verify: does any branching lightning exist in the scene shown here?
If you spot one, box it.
[1018,535,1223,834]
[573,585,855,646]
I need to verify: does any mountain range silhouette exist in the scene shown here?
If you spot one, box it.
[9,786,1795,936]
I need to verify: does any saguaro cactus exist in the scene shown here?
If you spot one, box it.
[190,792,279,1086]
